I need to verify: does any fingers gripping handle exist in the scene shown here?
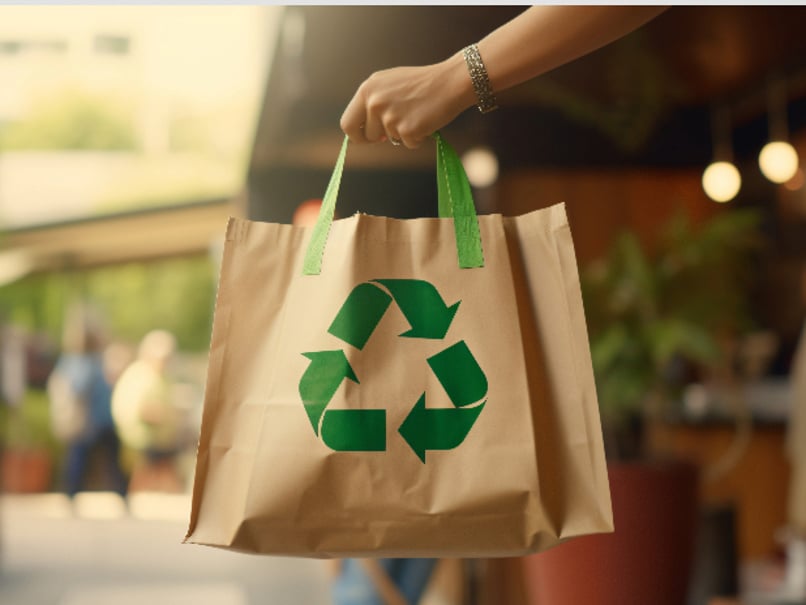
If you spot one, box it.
[302,133,485,276]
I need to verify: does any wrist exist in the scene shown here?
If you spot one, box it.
[440,51,478,116]
[461,43,498,114]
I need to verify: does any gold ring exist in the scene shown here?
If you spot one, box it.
[390,137,402,146]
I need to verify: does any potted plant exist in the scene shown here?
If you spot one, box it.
[1,388,58,493]
[522,208,761,605]
[584,208,761,457]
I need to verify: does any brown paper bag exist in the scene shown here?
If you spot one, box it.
[184,134,612,557]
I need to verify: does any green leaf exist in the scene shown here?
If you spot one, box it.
[646,319,721,366]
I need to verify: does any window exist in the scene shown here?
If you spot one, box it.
[0,39,67,55]
[94,35,130,56]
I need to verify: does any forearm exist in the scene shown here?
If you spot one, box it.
[483,6,666,91]
[341,5,667,147]
[450,6,668,111]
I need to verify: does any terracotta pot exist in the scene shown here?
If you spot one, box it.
[2,448,53,493]
[522,460,698,605]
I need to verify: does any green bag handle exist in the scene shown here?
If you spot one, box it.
[303,132,485,275]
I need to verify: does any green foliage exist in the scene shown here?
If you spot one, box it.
[0,255,216,352]
[582,209,762,431]
[0,389,60,452]
[84,256,217,352]
[0,91,138,151]
[0,271,73,343]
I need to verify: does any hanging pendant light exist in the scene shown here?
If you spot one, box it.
[703,162,742,203]
[759,77,800,184]
[759,142,799,183]
[703,106,741,203]
[462,146,499,188]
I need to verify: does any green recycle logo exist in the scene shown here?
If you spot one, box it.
[298,279,487,462]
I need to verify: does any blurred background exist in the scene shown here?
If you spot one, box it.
[1,5,806,605]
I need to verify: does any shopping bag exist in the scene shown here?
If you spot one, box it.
[184,133,613,557]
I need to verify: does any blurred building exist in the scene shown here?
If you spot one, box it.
[0,6,278,230]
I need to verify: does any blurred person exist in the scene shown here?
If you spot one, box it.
[47,303,128,498]
[103,340,135,387]
[112,329,184,493]
[335,6,666,604]
[1,320,27,408]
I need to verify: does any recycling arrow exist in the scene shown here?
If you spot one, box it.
[321,408,386,451]
[328,279,459,349]
[299,278,486,460]
[426,340,488,407]
[396,341,488,462]
[328,283,392,350]
[373,279,459,340]
[299,351,385,451]
[398,394,486,463]
[299,350,358,434]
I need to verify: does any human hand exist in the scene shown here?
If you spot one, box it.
[340,53,476,149]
